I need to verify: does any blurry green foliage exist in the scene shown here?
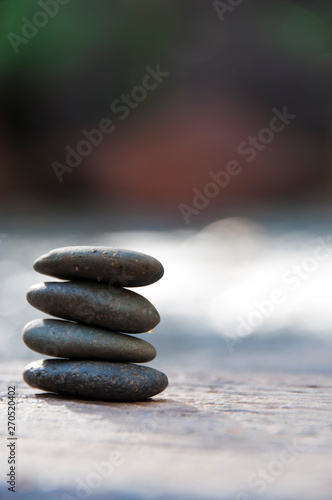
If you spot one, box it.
[0,1,176,83]
[264,1,331,58]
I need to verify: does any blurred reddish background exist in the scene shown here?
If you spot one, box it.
[0,0,331,224]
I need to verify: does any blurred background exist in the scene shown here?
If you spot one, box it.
[0,0,332,373]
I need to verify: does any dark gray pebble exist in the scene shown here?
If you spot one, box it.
[23,359,168,401]
[33,246,164,287]
[26,281,160,333]
[23,319,156,362]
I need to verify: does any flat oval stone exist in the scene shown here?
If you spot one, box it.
[23,359,168,401]
[26,281,160,333]
[23,319,156,363]
[33,247,164,287]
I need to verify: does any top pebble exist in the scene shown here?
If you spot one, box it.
[33,247,164,287]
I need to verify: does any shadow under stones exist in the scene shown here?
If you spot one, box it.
[34,391,168,409]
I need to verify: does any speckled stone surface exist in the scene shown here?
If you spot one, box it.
[23,319,156,362]
[33,246,164,286]
[26,281,160,333]
[23,359,168,401]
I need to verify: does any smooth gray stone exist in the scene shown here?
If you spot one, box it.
[33,246,164,287]
[26,281,160,333]
[23,359,168,401]
[23,319,156,363]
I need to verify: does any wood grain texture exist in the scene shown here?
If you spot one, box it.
[0,362,331,500]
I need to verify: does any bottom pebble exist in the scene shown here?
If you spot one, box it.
[23,359,168,401]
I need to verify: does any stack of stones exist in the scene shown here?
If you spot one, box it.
[22,247,168,402]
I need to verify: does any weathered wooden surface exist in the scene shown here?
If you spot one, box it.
[1,361,331,500]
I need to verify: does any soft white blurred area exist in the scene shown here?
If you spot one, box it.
[106,221,332,340]
[1,213,332,373]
